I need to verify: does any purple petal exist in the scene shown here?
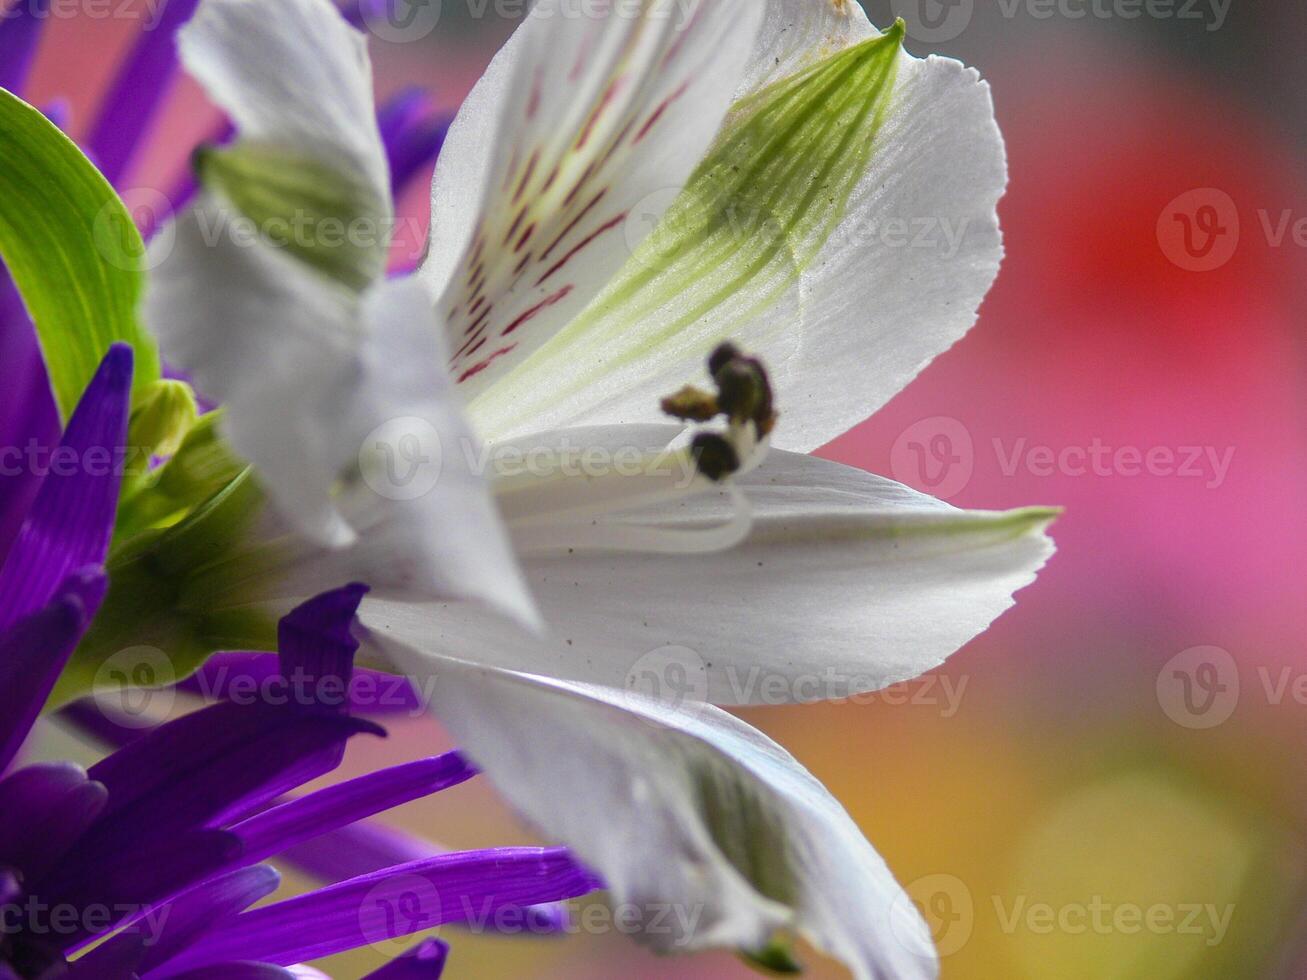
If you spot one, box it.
[80,700,383,849]
[181,653,425,716]
[64,933,146,980]
[0,762,107,883]
[37,828,243,949]
[163,849,600,969]
[363,938,450,979]
[57,697,153,751]
[0,570,106,773]
[0,272,59,557]
[277,584,369,714]
[231,753,476,865]
[158,965,300,980]
[0,0,49,94]
[277,822,574,937]
[85,0,203,186]
[376,88,450,196]
[82,866,281,976]
[0,344,132,634]
[277,819,434,884]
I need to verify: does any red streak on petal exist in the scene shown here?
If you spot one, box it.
[501,285,576,337]
[536,213,626,288]
[542,188,608,262]
[458,344,518,384]
[635,81,689,145]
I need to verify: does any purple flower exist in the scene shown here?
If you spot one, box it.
[0,354,598,976]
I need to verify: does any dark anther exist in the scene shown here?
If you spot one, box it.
[708,342,742,378]
[715,359,775,433]
[691,433,741,482]
[661,385,720,423]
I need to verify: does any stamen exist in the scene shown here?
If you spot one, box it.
[691,434,740,483]
[661,342,778,480]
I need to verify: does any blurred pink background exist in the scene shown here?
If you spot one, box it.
[17,0,1307,976]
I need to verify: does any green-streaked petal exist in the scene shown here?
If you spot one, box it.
[421,0,765,399]
[0,89,160,419]
[467,22,905,442]
[372,651,940,980]
[468,13,1008,457]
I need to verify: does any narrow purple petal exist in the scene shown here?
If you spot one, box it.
[0,0,50,94]
[80,701,383,849]
[376,88,450,196]
[363,938,450,979]
[0,570,106,773]
[181,653,425,716]
[36,828,243,948]
[85,0,203,186]
[0,272,60,559]
[231,753,476,865]
[277,584,369,714]
[0,344,132,633]
[64,934,145,980]
[163,849,601,969]
[0,762,107,882]
[277,822,574,937]
[277,819,433,884]
[97,866,281,976]
[57,697,153,751]
[160,965,299,979]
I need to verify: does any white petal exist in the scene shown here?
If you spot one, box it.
[375,648,938,980]
[362,425,1056,705]
[147,197,362,547]
[341,279,540,627]
[420,0,764,400]
[466,27,1008,455]
[147,215,538,625]
[742,0,877,93]
[179,0,389,202]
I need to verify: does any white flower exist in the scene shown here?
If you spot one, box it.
[144,1,1057,976]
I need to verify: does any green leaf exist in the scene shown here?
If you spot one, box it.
[0,88,160,419]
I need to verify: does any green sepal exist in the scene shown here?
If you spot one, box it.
[53,469,280,708]
[114,410,249,539]
[740,936,804,976]
[0,89,161,419]
[195,141,388,292]
[128,379,199,460]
